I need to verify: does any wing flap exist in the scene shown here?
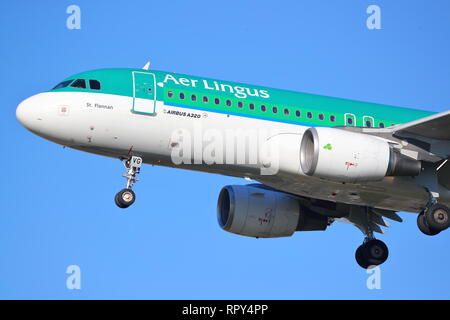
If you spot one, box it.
[370,213,390,227]
[372,208,403,222]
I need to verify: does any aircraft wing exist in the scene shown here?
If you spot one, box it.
[375,110,450,160]
[392,110,450,141]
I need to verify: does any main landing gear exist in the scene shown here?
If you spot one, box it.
[114,156,142,209]
[417,201,450,236]
[355,238,389,269]
[354,230,389,270]
[355,207,389,269]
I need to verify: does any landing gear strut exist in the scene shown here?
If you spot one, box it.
[355,207,389,269]
[114,156,142,209]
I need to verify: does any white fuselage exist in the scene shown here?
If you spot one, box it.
[16,91,450,213]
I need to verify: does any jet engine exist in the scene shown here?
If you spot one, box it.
[217,185,328,238]
[299,127,421,183]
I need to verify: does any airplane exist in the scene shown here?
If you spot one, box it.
[16,63,450,269]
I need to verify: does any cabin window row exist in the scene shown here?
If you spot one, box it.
[167,91,336,121]
[167,91,387,127]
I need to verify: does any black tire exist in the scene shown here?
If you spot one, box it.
[362,239,389,267]
[115,192,126,208]
[417,212,440,236]
[355,245,370,269]
[115,188,136,208]
[425,204,450,232]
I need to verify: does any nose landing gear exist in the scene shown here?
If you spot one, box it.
[114,156,142,209]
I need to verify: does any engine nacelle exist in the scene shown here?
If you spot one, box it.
[300,127,421,183]
[217,185,328,238]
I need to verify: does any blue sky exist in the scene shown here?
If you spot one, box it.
[1,0,450,299]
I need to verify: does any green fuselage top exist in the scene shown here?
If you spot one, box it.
[50,68,433,128]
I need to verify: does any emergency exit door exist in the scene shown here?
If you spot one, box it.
[132,71,156,115]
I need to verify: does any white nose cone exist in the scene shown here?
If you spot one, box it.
[16,94,45,134]
[16,97,33,130]
[16,93,72,145]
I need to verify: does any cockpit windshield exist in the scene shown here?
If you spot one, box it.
[89,80,101,90]
[52,78,102,90]
[70,79,86,89]
[52,80,73,90]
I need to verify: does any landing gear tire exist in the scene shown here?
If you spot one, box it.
[355,245,370,269]
[362,239,389,267]
[417,212,440,236]
[115,188,136,209]
[355,239,389,269]
[425,204,450,232]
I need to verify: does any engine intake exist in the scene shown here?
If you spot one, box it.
[217,185,328,238]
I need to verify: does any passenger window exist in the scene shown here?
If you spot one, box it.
[238,101,243,108]
[214,98,220,105]
[70,79,86,89]
[261,105,266,112]
[191,94,197,101]
[249,103,255,110]
[226,100,232,107]
[52,80,73,89]
[365,120,372,128]
[179,92,185,100]
[379,122,385,128]
[295,110,301,117]
[307,112,312,119]
[89,80,101,90]
[272,106,278,113]
[345,114,356,126]
[203,96,208,103]
[330,115,336,122]
[284,108,289,115]
[168,91,174,98]
[318,114,324,120]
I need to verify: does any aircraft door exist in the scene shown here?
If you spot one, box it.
[132,71,156,115]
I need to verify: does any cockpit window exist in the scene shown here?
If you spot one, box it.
[52,80,73,90]
[70,79,86,89]
[89,80,101,90]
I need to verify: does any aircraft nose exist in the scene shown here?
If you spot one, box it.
[16,97,31,129]
[16,95,44,133]
[16,92,74,145]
